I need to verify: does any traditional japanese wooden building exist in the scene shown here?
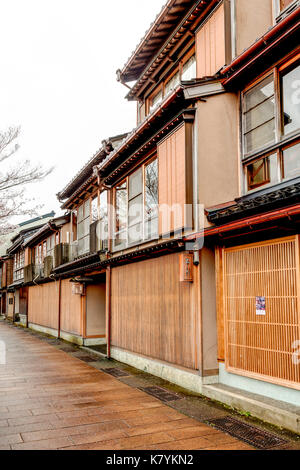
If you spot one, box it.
[1,0,299,433]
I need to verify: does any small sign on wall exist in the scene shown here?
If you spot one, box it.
[256,296,266,316]
[179,253,193,282]
[72,283,85,296]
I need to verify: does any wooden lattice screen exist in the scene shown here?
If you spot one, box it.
[223,236,300,390]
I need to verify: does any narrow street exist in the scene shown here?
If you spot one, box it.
[0,320,256,451]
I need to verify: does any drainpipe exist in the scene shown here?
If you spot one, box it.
[58,278,62,339]
[106,266,112,359]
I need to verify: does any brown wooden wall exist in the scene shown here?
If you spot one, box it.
[60,279,82,336]
[111,253,200,370]
[196,3,226,78]
[158,123,193,235]
[218,236,300,390]
[28,283,59,330]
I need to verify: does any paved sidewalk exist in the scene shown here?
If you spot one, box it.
[0,320,259,450]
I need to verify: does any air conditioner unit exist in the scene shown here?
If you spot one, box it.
[24,264,34,283]
[54,243,70,268]
[34,264,44,278]
[43,256,53,278]
[70,241,78,261]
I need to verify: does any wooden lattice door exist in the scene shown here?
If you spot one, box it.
[223,236,300,389]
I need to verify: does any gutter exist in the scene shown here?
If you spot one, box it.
[184,203,300,241]
[97,86,184,175]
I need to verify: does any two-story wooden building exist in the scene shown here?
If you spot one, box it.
[1,212,55,324]
[2,0,299,433]
[59,0,298,430]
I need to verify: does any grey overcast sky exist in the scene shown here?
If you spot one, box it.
[0,0,165,221]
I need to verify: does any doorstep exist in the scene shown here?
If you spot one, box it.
[202,382,300,435]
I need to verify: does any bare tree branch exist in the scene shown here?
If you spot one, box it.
[0,126,53,235]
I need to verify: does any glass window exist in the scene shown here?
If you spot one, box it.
[282,63,300,136]
[91,196,98,223]
[243,75,276,154]
[129,167,143,199]
[99,191,108,241]
[165,71,180,96]
[113,158,159,250]
[181,55,196,81]
[128,169,143,244]
[283,142,300,180]
[246,154,278,191]
[150,90,163,113]
[115,181,127,233]
[145,159,158,220]
[77,200,90,255]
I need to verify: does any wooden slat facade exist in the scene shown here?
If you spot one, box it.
[195,3,225,78]
[158,123,193,235]
[60,279,82,336]
[28,283,59,330]
[220,236,300,390]
[110,253,200,370]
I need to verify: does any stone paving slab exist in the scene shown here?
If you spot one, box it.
[0,320,293,450]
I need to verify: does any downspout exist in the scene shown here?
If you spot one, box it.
[106,266,112,359]
[58,278,62,339]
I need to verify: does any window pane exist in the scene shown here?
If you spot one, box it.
[84,199,90,218]
[116,181,127,232]
[247,154,278,191]
[91,197,98,222]
[283,142,300,180]
[78,221,84,239]
[99,191,108,221]
[78,204,84,222]
[128,223,142,244]
[144,217,158,240]
[244,96,275,133]
[244,119,276,154]
[165,71,180,95]
[244,75,274,112]
[145,159,158,219]
[150,90,163,113]
[182,55,196,81]
[129,168,142,200]
[282,63,300,135]
[114,230,127,249]
[128,194,143,226]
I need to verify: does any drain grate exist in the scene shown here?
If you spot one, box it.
[208,416,288,449]
[140,386,182,402]
[74,355,98,363]
[104,368,130,378]
[59,346,76,353]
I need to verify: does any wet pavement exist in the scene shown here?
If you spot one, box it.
[0,318,299,450]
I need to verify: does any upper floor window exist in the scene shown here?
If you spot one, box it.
[181,55,196,81]
[282,63,300,135]
[165,71,180,96]
[77,199,90,255]
[242,57,300,193]
[99,190,108,242]
[243,75,276,154]
[13,251,25,281]
[149,89,163,113]
[145,50,195,117]
[113,158,158,251]
[91,195,98,223]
